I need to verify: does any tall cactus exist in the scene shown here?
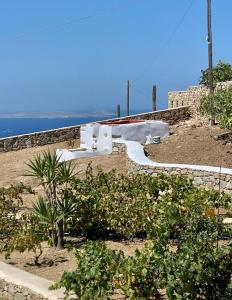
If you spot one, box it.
[116,104,121,118]
[152,85,157,111]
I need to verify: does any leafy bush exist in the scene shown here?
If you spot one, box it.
[52,167,232,299]
[164,215,232,299]
[51,241,124,300]
[70,166,230,241]
[53,224,232,299]
[199,87,232,128]
[116,242,163,299]
[200,61,232,86]
[0,184,47,264]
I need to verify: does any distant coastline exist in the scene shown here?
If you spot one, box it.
[0,111,115,119]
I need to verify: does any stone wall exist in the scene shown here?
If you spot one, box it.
[113,140,232,196]
[0,262,67,300]
[128,162,232,196]
[0,106,190,152]
[0,279,46,300]
[168,80,232,111]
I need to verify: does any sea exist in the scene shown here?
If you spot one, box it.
[0,116,113,138]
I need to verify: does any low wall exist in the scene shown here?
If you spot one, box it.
[113,140,232,196]
[0,106,190,152]
[0,262,68,300]
[168,80,232,111]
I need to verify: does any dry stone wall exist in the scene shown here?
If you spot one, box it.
[0,279,46,300]
[168,80,232,111]
[112,141,232,196]
[128,161,232,196]
[0,106,190,152]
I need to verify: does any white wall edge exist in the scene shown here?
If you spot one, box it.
[115,139,232,175]
[0,262,67,300]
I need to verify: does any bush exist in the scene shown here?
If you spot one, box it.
[200,61,232,86]
[164,216,232,299]
[53,218,232,299]
[52,168,232,299]
[51,241,124,300]
[70,166,230,241]
[0,184,47,264]
[199,88,232,128]
[117,242,163,299]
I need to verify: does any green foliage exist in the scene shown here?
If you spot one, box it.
[51,241,124,300]
[70,166,230,240]
[199,87,232,128]
[0,184,46,264]
[200,61,232,86]
[117,242,163,299]
[52,167,232,299]
[164,217,232,299]
[26,151,76,248]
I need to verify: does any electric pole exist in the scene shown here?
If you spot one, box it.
[207,0,215,124]
[126,80,130,116]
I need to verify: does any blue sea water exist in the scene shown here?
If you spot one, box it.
[0,116,111,138]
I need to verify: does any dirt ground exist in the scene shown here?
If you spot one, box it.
[0,140,128,207]
[145,124,232,168]
[1,121,232,285]
[0,140,135,282]
[0,140,128,187]
[0,239,145,281]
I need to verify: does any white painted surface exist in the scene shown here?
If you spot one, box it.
[56,148,110,162]
[92,120,169,143]
[0,261,66,300]
[115,139,232,175]
[96,125,112,153]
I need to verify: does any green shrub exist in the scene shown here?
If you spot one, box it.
[52,167,232,299]
[200,61,232,86]
[199,88,232,128]
[0,184,47,264]
[117,242,163,299]
[164,217,232,299]
[51,241,124,300]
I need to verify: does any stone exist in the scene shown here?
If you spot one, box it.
[14,292,25,300]
[193,177,204,185]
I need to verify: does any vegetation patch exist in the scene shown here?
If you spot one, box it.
[0,151,232,299]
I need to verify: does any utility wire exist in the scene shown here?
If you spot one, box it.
[132,0,196,82]
[6,4,124,41]
[130,84,150,99]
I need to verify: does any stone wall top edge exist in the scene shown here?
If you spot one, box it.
[0,106,190,141]
[0,124,81,141]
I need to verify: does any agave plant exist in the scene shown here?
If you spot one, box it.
[26,151,76,248]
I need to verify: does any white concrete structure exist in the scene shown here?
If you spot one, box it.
[96,125,112,153]
[57,124,113,162]
[57,120,169,162]
[94,120,169,143]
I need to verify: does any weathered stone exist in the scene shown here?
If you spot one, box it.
[14,292,25,300]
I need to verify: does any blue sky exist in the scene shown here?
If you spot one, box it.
[0,0,232,113]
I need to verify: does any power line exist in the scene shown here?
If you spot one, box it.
[6,4,125,41]
[133,0,196,82]
[129,84,150,99]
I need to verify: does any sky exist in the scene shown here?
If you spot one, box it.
[0,0,232,114]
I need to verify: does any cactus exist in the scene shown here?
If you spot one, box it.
[117,104,121,118]
[152,85,157,111]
